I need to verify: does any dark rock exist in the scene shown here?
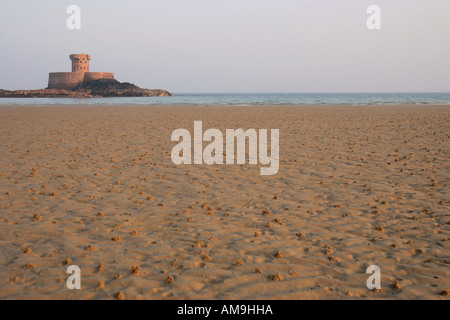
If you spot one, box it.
[73,79,173,97]
[0,89,93,98]
[0,80,172,98]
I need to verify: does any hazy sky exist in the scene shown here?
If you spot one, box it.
[0,0,449,92]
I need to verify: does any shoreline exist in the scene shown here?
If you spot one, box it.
[1,103,449,108]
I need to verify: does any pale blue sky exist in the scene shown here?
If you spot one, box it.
[0,0,449,92]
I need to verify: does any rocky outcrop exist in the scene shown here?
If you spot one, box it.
[73,79,173,97]
[0,89,93,98]
[0,80,173,98]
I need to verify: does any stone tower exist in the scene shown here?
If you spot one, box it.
[70,54,91,72]
[48,54,114,90]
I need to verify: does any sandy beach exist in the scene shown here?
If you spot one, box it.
[0,105,448,300]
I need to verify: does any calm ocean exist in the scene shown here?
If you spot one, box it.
[0,93,449,106]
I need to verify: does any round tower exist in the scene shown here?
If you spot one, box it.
[48,54,114,89]
[70,54,91,73]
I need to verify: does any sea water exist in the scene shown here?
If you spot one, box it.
[0,92,449,106]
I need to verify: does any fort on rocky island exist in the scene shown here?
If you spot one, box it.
[48,54,115,90]
[0,54,172,98]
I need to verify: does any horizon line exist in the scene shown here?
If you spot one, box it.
[172,92,450,95]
